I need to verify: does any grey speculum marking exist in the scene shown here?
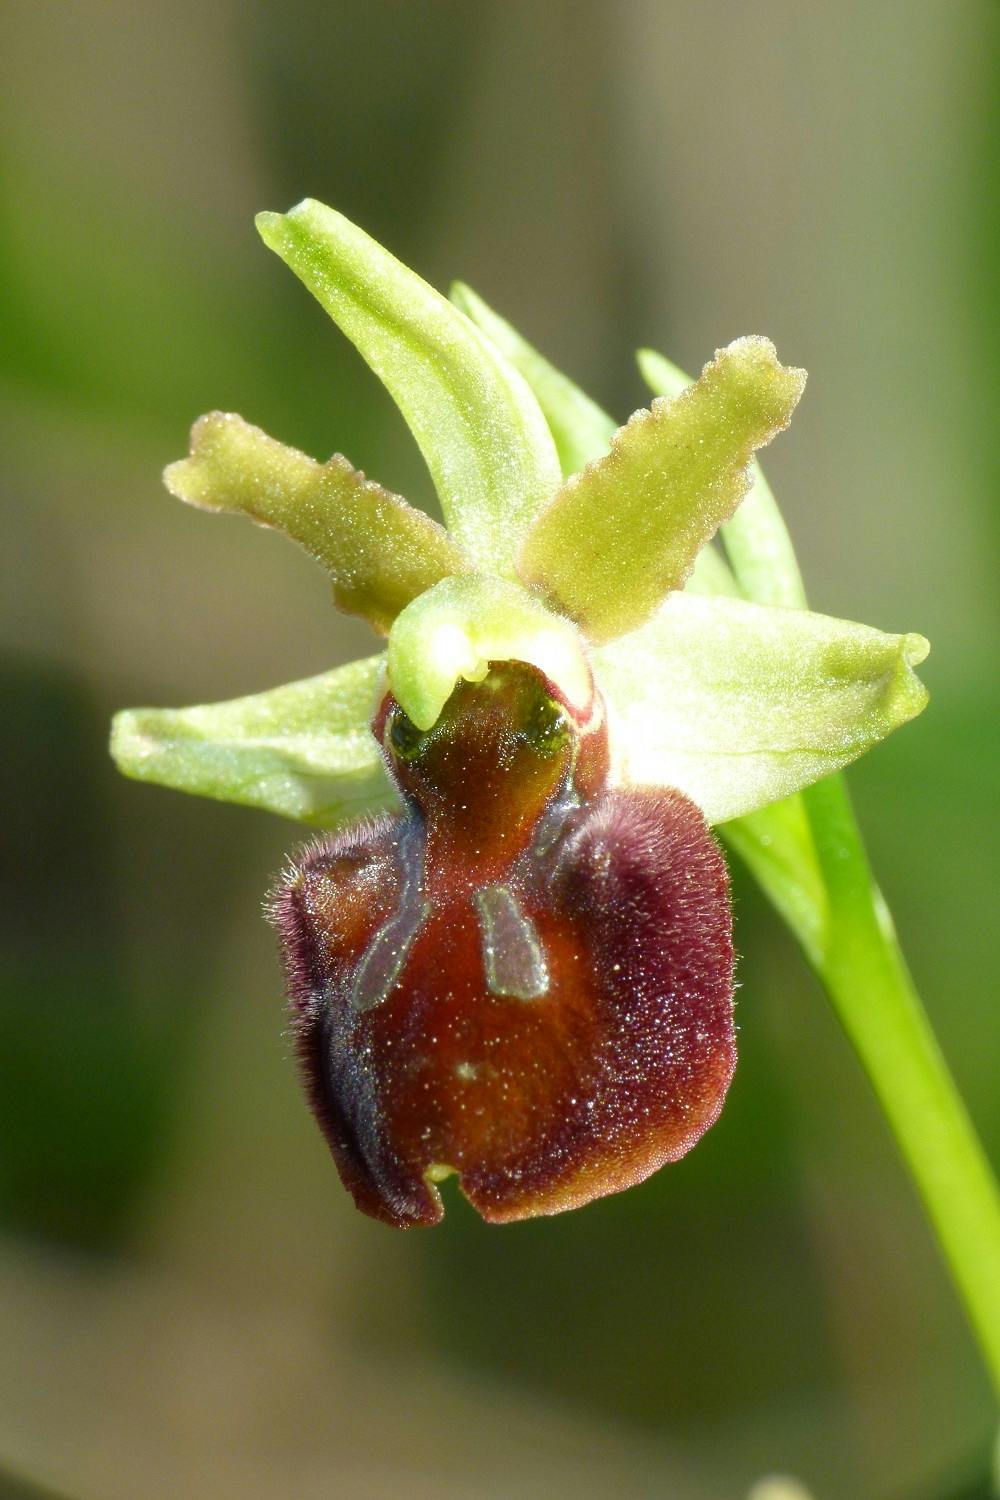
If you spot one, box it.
[475,885,550,1000]
[351,821,430,1012]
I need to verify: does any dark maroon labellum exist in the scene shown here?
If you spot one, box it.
[271,661,735,1227]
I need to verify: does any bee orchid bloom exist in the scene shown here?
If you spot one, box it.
[111,200,928,1227]
[273,660,734,1226]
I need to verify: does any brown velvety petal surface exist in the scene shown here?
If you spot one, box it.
[272,664,735,1227]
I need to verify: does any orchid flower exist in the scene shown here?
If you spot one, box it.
[111,200,931,1231]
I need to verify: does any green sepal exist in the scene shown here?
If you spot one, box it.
[256,200,562,573]
[110,656,397,827]
[452,283,739,600]
[387,574,593,731]
[165,412,468,635]
[519,338,807,643]
[638,347,807,609]
[592,593,929,825]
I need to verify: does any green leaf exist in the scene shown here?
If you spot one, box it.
[454,284,740,602]
[387,574,592,731]
[519,338,807,643]
[256,201,562,573]
[592,592,929,825]
[637,346,807,610]
[449,281,616,478]
[164,412,468,635]
[110,656,398,827]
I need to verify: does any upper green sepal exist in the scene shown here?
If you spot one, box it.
[256,201,562,573]
[518,337,806,643]
[387,574,593,731]
[110,656,397,826]
[165,412,468,634]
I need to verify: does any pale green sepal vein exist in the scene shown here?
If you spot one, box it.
[638,346,807,610]
[165,412,468,635]
[388,574,593,731]
[593,593,929,825]
[256,201,562,573]
[520,338,807,643]
[110,655,398,827]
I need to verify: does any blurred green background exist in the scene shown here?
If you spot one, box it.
[1,3,998,1497]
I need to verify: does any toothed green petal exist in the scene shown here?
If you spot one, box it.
[638,356,824,940]
[110,656,397,827]
[453,286,741,601]
[256,201,562,572]
[520,338,807,643]
[593,594,929,825]
[638,346,807,609]
[165,413,468,634]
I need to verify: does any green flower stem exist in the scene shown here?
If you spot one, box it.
[711,420,1000,1393]
[800,774,1000,1394]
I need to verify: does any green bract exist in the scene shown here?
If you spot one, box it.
[111,199,929,855]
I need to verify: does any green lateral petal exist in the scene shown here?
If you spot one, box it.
[519,338,807,643]
[638,354,825,940]
[110,656,398,827]
[637,347,807,609]
[449,281,616,478]
[256,201,562,572]
[592,593,929,825]
[165,412,467,635]
[387,574,592,731]
[453,284,740,601]
[640,348,822,946]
